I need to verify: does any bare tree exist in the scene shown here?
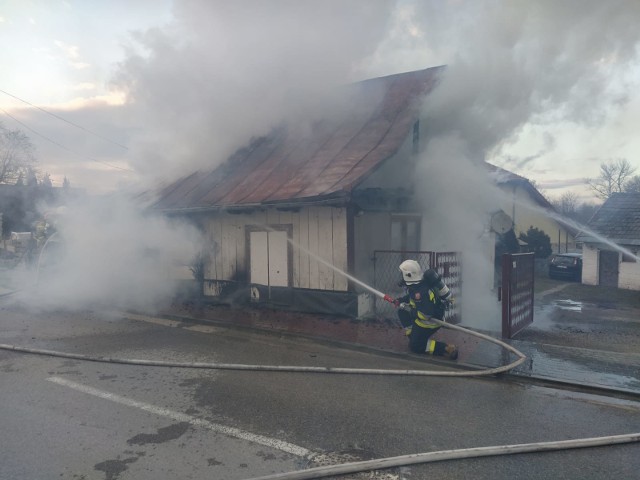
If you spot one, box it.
[588,158,636,199]
[0,122,37,185]
[551,192,601,225]
[624,175,640,194]
[558,191,578,217]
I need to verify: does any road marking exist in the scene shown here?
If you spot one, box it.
[47,376,310,457]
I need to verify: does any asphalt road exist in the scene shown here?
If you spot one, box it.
[1,296,639,480]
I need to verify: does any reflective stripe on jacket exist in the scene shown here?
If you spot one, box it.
[410,291,440,329]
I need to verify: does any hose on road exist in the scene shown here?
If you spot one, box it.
[0,315,526,377]
[245,432,640,480]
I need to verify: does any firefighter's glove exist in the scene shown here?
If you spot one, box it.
[399,302,411,312]
[404,326,412,336]
[442,297,455,310]
[393,298,401,307]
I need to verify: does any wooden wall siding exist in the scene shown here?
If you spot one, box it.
[203,206,348,291]
[331,207,348,291]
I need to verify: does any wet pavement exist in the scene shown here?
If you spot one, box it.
[462,334,640,395]
[160,292,640,397]
[2,284,639,396]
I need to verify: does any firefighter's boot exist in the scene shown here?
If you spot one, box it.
[445,344,459,360]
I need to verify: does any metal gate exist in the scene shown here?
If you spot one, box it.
[373,250,461,323]
[501,252,534,339]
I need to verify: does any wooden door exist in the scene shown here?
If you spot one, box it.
[599,250,619,287]
[249,230,289,287]
[267,230,288,287]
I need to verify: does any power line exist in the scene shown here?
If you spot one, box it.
[0,107,135,172]
[0,88,129,150]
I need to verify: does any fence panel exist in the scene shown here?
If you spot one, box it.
[501,252,534,338]
[373,250,461,324]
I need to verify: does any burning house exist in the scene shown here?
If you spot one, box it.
[152,67,544,318]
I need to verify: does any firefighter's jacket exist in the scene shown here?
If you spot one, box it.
[397,269,449,329]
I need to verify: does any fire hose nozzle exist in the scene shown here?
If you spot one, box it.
[383,294,395,304]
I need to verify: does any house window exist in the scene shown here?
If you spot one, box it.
[622,250,637,263]
[391,215,421,252]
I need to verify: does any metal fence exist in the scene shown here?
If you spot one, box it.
[501,252,534,338]
[372,250,461,323]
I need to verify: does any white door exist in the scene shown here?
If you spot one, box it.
[249,230,289,287]
[249,231,269,285]
[267,230,288,287]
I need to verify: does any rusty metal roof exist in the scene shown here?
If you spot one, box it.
[154,66,444,211]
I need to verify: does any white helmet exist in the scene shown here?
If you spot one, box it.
[399,259,423,285]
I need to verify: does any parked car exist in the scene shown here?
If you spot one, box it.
[549,253,583,282]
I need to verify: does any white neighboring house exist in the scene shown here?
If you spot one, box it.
[577,193,640,290]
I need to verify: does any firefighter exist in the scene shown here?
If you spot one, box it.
[394,259,459,360]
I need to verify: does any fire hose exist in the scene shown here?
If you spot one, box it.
[244,433,640,480]
[0,292,526,377]
[2,292,636,479]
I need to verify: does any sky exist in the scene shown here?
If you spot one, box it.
[1,0,640,203]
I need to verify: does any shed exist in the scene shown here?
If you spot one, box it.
[576,193,640,290]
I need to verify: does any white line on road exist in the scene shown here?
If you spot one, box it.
[47,376,311,458]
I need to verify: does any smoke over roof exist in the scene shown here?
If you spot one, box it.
[110,0,397,190]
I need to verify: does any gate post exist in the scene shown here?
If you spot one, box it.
[501,254,512,338]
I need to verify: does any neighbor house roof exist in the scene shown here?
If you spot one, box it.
[485,163,554,211]
[577,193,640,245]
[153,66,444,212]
[485,163,580,237]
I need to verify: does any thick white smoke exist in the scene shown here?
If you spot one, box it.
[8,1,398,312]
[408,0,640,329]
[111,0,396,189]
[29,193,203,312]
[414,0,640,159]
